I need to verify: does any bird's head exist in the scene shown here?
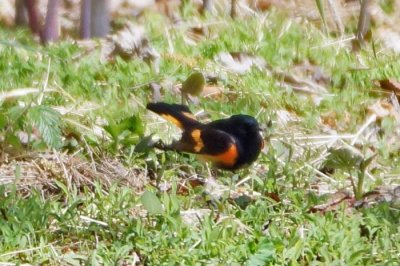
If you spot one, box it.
[230,114,261,136]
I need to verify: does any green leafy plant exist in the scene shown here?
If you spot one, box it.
[1,4,400,265]
[0,101,63,150]
[247,239,275,265]
[180,71,205,104]
[141,190,163,215]
[324,147,376,200]
[26,105,62,149]
[104,115,144,153]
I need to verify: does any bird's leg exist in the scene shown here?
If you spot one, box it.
[152,139,168,150]
[206,162,213,179]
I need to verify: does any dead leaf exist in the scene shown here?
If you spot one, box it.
[149,82,162,102]
[376,79,400,96]
[275,109,299,127]
[185,25,209,43]
[321,111,337,129]
[181,208,212,227]
[377,29,400,54]
[177,177,206,195]
[309,185,400,214]
[101,22,160,72]
[389,92,400,124]
[355,185,400,208]
[216,52,266,74]
[255,0,300,12]
[367,99,395,120]
[309,191,354,214]
[201,85,225,98]
[114,0,156,16]
[273,68,328,95]
[154,0,181,19]
[0,0,15,26]
[292,59,330,87]
[265,192,281,202]
[204,73,223,85]
[249,0,272,11]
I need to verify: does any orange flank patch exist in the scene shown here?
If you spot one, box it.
[202,144,238,167]
[191,129,204,152]
[161,114,183,129]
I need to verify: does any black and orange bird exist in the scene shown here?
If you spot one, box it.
[146,102,264,171]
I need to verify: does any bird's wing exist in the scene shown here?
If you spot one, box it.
[147,102,200,129]
[191,127,239,168]
[158,126,239,168]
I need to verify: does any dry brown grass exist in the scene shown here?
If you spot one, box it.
[0,151,148,196]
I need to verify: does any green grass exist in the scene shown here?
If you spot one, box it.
[1,6,400,265]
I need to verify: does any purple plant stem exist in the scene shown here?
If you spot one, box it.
[80,0,91,39]
[42,0,60,44]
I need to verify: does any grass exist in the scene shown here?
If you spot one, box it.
[1,4,400,265]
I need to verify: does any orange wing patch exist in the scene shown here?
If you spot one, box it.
[201,144,238,167]
[191,129,204,152]
[161,114,183,129]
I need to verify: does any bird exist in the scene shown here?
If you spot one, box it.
[146,102,264,170]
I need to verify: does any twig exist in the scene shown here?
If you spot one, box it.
[49,244,61,264]
[0,245,48,257]
[53,149,71,190]
[80,215,108,226]
[188,239,202,252]
[390,92,400,124]
[54,82,76,102]
[304,163,338,184]
[351,114,376,145]
[327,0,344,35]
[202,0,212,14]
[272,134,355,141]
[237,1,259,16]
[230,0,237,18]
[356,0,371,44]
[83,137,97,172]
[165,27,174,54]
[38,58,51,105]
[0,87,56,101]
[235,175,252,187]
[311,35,355,49]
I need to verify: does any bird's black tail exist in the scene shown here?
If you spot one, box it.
[146,102,201,130]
